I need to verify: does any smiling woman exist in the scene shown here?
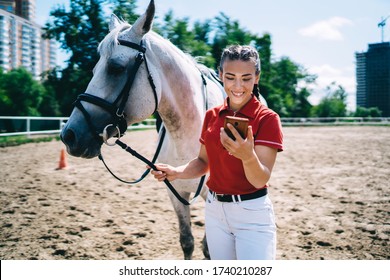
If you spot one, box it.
[151,44,283,260]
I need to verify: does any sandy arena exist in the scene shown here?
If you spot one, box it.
[0,126,389,260]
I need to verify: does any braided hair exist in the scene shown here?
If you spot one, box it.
[219,45,261,100]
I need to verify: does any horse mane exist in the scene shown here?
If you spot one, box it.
[97,19,131,58]
[97,18,200,70]
[96,17,226,100]
[148,32,215,80]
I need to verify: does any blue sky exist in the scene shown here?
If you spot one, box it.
[36,0,390,110]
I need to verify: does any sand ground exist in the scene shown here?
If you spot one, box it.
[0,126,389,260]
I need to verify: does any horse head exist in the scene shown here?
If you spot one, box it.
[61,0,159,158]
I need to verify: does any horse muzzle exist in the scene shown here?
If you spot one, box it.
[60,123,103,159]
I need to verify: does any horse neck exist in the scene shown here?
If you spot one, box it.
[149,37,205,142]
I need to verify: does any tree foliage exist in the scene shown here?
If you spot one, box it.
[157,10,314,117]
[211,12,254,67]
[40,0,315,117]
[353,106,382,117]
[42,0,110,116]
[0,68,46,116]
[43,0,108,72]
[107,0,139,23]
[265,58,315,117]
[311,82,348,117]
[2,0,355,118]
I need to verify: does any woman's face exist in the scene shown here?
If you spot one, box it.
[220,59,259,111]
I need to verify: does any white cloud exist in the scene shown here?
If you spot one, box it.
[305,64,356,110]
[298,17,353,41]
[309,64,355,91]
[310,64,342,77]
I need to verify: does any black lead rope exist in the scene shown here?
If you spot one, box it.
[98,125,205,205]
[98,126,167,184]
[113,138,205,206]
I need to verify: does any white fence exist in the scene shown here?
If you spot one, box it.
[0,116,389,137]
[0,116,156,137]
[281,117,390,126]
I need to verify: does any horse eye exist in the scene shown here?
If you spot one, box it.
[107,60,126,75]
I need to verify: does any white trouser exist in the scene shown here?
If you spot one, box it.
[205,191,276,260]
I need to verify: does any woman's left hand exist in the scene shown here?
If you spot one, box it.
[220,124,255,160]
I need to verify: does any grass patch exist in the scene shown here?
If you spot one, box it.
[0,135,60,148]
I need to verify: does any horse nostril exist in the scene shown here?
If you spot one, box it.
[61,128,76,147]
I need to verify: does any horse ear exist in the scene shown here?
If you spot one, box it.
[122,0,155,39]
[109,14,122,32]
[141,0,155,34]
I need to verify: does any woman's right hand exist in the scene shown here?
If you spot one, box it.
[149,163,178,182]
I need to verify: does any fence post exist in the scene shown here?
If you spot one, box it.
[59,119,64,131]
[26,118,31,138]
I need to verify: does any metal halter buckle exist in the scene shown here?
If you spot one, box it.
[101,124,121,146]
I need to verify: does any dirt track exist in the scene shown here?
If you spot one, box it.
[0,126,389,260]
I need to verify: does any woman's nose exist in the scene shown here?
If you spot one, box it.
[233,79,243,89]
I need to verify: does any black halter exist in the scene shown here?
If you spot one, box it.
[74,39,158,139]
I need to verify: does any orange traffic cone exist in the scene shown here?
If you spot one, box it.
[56,148,68,170]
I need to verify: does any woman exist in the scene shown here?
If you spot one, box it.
[151,45,283,259]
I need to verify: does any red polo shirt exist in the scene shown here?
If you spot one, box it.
[200,96,283,195]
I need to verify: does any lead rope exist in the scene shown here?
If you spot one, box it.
[98,125,205,205]
[98,125,166,184]
[98,130,206,206]
[114,137,205,206]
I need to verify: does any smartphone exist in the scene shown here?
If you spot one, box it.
[224,116,249,140]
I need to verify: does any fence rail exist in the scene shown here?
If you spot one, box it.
[0,116,156,137]
[281,117,390,126]
[0,116,389,137]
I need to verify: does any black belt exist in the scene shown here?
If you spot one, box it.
[210,188,268,202]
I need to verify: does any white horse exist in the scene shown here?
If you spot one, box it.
[60,0,225,259]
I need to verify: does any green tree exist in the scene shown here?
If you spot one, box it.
[42,0,145,116]
[0,68,8,111]
[160,11,214,67]
[39,68,62,116]
[43,0,111,115]
[254,34,272,81]
[161,11,195,52]
[191,20,215,67]
[43,0,108,72]
[265,57,315,117]
[0,68,46,116]
[353,106,382,117]
[42,0,316,118]
[311,83,348,117]
[108,0,140,23]
[211,12,254,69]
[204,13,314,117]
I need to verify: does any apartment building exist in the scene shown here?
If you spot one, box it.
[0,0,56,79]
[356,42,390,117]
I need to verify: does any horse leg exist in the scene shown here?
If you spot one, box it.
[168,192,194,260]
[202,234,210,259]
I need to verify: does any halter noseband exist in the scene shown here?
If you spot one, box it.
[73,39,158,144]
